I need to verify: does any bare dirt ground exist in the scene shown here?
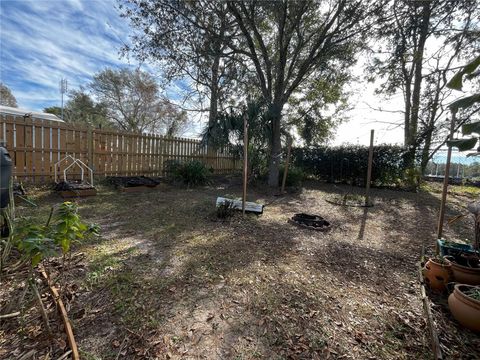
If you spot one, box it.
[1,179,479,359]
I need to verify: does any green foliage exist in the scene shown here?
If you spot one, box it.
[53,202,89,253]
[13,202,97,267]
[279,165,305,187]
[167,160,211,186]
[465,287,480,301]
[14,221,57,266]
[292,145,408,187]
[447,55,480,91]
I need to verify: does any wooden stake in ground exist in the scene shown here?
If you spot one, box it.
[365,130,374,206]
[281,136,293,194]
[40,269,79,360]
[418,256,443,360]
[436,111,456,247]
[242,114,248,215]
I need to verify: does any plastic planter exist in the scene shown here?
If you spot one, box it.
[437,239,477,257]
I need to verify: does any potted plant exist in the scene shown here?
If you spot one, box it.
[437,238,476,258]
[422,255,452,292]
[443,202,480,285]
[448,284,480,332]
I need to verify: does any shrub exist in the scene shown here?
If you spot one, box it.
[279,165,305,187]
[168,160,211,186]
[292,145,408,187]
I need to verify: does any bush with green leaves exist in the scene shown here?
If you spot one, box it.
[279,165,305,187]
[167,160,212,186]
[13,202,98,267]
[292,145,409,187]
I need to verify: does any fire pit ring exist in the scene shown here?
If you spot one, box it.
[288,213,331,231]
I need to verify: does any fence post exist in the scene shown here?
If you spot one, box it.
[87,127,94,172]
[365,129,374,206]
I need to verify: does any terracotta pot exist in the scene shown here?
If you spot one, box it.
[448,284,480,332]
[422,258,452,291]
[450,261,480,286]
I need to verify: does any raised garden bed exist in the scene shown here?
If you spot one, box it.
[54,181,97,198]
[106,176,161,192]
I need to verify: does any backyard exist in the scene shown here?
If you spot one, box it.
[1,179,479,359]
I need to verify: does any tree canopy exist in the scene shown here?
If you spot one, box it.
[0,83,18,107]
[89,67,188,135]
[121,0,383,185]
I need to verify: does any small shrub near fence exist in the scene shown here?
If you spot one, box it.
[165,159,212,186]
[292,145,409,187]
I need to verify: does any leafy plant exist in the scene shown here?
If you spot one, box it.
[169,160,212,186]
[465,287,480,301]
[279,165,304,187]
[52,202,89,253]
[446,55,480,152]
[13,202,97,268]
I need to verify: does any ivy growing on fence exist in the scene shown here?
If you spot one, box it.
[292,145,409,187]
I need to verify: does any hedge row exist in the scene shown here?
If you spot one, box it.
[291,145,409,186]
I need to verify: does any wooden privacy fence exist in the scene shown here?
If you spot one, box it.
[1,114,241,183]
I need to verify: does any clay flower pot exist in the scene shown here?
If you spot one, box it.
[449,261,480,285]
[422,258,452,291]
[448,284,480,332]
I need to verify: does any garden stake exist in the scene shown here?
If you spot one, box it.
[365,130,374,206]
[41,269,79,360]
[242,114,248,215]
[281,135,292,194]
[436,111,456,249]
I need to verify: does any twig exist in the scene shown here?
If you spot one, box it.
[30,279,53,337]
[0,311,20,319]
[56,350,72,360]
[18,350,36,360]
[45,206,54,227]
[40,269,79,360]
[115,336,128,360]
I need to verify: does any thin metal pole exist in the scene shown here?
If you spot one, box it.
[365,130,374,206]
[242,115,248,215]
[280,136,292,194]
[436,111,456,245]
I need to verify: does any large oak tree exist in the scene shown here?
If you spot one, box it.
[121,0,383,186]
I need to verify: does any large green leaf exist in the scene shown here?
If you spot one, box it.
[449,94,480,112]
[447,55,480,90]
[462,121,480,135]
[447,137,478,151]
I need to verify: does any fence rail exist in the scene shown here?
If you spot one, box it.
[1,114,240,183]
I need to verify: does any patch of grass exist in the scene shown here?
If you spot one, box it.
[85,244,137,289]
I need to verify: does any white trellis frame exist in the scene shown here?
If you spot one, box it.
[54,155,94,186]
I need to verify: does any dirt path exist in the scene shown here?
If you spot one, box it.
[1,181,479,359]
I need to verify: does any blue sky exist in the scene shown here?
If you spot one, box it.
[0,0,152,111]
[0,0,407,144]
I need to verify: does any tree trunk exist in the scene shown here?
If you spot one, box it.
[407,1,432,168]
[267,102,283,187]
[208,55,220,128]
[420,127,433,174]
